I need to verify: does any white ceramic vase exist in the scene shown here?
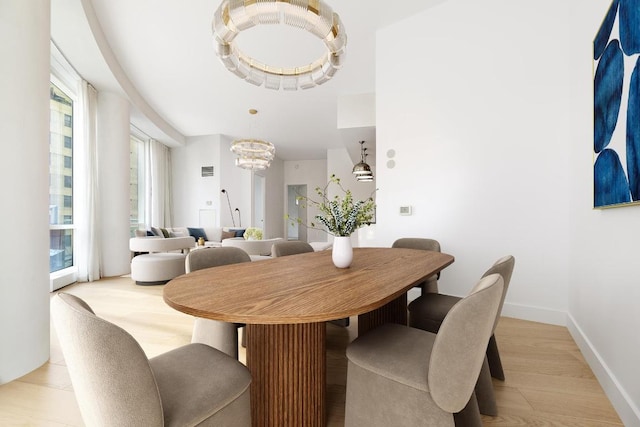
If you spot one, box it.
[332,236,353,268]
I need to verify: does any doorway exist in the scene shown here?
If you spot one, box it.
[287,184,307,242]
[254,174,266,231]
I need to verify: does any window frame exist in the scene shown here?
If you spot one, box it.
[49,72,79,290]
[130,128,147,236]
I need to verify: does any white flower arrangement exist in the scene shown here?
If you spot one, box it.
[243,227,263,240]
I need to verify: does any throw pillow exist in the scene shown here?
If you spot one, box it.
[151,226,164,238]
[221,230,236,240]
[160,228,170,238]
[187,227,208,242]
[169,231,185,238]
[234,228,246,237]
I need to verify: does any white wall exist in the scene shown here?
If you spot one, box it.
[377,0,570,324]
[0,0,51,384]
[376,1,639,424]
[260,157,285,239]
[219,135,252,229]
[567,1,640,425]
[337,93,376,129]
[284,159,328,242]
[171,134,249,229]
[172,135,222,227]
[172,134,284,235]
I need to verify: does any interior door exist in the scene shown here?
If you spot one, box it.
[287,184,307,241]
[253,174,266,232]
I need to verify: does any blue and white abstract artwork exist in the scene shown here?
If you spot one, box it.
[594,0,640,208]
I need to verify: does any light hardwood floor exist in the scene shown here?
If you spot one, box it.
[0,276,623,426]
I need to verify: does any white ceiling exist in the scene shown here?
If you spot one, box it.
[51,0,446,161]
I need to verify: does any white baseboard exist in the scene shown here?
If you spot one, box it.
[50,268,77,292]
[499,303,638,426]
[500,301,567,326]
[567,314,640,427]
[414,297,637,425]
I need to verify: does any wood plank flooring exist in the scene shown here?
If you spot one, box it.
[0,276,623,426]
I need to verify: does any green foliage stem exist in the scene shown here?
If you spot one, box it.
[285,174,376,237]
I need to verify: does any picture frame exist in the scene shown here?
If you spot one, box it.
[593,0,640,208]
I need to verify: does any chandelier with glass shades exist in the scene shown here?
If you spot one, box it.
[231,138,275,170]
[231,109,275,170]
[352,140,374,181]
[211,0,347,90]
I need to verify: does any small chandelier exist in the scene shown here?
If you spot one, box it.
[352,141,373,181]
[231,139,275,170]
[211,0,347,90]
[231,109,275,170]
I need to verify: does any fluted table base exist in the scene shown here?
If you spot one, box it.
[246,323,326,427]
[357,293,408,336]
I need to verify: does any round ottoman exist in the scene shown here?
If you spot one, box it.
[131,253,186,285]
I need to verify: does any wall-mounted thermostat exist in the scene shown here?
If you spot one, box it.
[400,206,412,216]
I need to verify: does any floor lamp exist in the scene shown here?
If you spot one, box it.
[221,189,236,227]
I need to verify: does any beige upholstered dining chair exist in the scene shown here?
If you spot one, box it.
[344,274,504,427]
[391,238,442,293]
[185,247,251,359]
[271,240,314,257]
[51,293,251,427]
[271,240,350,327]
[408,255,515,425]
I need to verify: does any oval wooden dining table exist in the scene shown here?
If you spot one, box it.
[164,247,454,427]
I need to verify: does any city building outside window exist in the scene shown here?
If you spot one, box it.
[49,82,74,274]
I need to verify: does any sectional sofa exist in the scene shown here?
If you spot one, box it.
[129,225,287,284]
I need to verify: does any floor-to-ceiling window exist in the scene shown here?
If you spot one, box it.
[50,42,83,290]
[49,82,75,274]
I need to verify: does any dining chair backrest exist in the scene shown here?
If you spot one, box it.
[185,246,251,273]
[428,273,504,414]
[481,255,515,333]
[392,238,442,292]
[391,237,440,253]
[51,293,164,426]
[271,241,314,257]
[185,247,252,358]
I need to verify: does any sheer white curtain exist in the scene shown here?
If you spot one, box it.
[75,81,101,282]
[145,139,173,228]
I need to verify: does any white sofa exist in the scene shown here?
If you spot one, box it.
[129,235,194,285]
[130,235,195,253]
[129,226,250,285]
[221,237,284,256]
[161,226,245,247]
[130,228,286,284]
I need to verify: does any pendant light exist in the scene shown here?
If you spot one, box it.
[231,109,275,170]
[352,141,373,180]
[212,0,347,90]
